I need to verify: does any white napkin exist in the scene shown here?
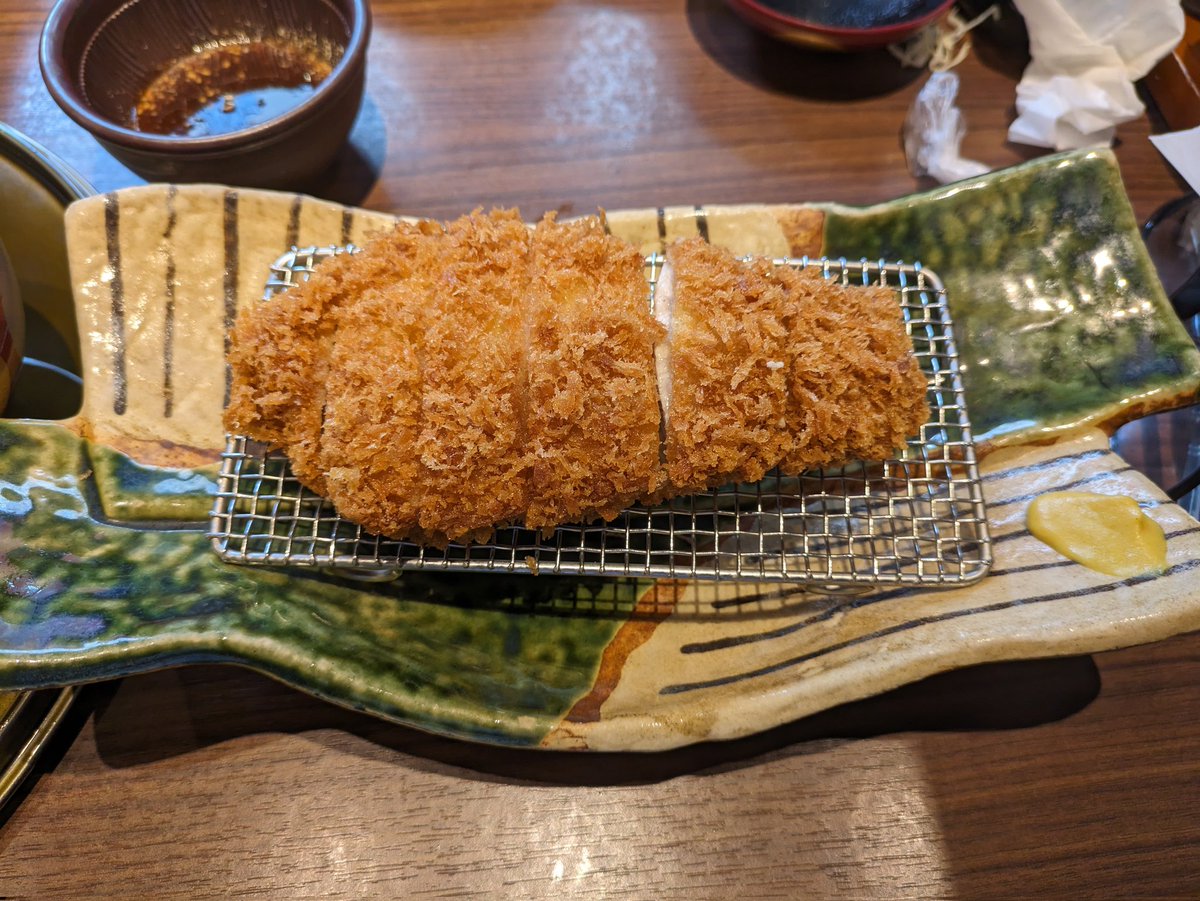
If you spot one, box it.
[1150,125,1200,196]
[1009,0,1184,151]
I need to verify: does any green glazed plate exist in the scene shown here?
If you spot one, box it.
[0,148,1198,751]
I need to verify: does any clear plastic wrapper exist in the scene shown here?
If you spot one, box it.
[903,72,990,184]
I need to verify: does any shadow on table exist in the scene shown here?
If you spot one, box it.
[684,0,924,101]
[70,653,1099,787]
[293,94,387,208]
[913,636,1200,897]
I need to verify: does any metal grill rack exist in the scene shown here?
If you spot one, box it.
[209,247,992,588]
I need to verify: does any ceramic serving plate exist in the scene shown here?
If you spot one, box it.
[0,148,1197,751]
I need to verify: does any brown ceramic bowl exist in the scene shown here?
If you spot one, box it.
[39,0,370,188]
[727,0,955,50]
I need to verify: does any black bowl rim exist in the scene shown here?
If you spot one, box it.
[38,0,371,154]
[729,0,956,39]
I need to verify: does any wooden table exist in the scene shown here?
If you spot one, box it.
[2,2,1199,896]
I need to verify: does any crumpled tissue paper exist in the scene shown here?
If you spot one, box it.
[1009,0,1184,151]
[904,72,990,185]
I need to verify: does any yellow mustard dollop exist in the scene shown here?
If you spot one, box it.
[1027,491,1167,579]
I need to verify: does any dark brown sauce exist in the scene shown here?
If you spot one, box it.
[133,38,334,137]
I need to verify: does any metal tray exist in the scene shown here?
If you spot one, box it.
[210,250,991,589]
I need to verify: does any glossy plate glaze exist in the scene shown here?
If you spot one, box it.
[0,149,1198,751]
[0,124,85,802]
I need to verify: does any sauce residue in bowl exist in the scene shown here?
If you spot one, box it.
[132,38,335,137]
[1027,491,1167,579]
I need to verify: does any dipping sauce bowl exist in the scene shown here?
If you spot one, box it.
[39,0,370,188]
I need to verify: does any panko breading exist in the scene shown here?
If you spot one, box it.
[224,233,426,496]
[223,210,931,545]
[417,210,533,542]
[525,215,663,529]
[775,267,929,474]
[318,219,444,538]
[658,238,793,494]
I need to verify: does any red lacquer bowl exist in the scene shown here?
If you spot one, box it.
[727,0,956,51]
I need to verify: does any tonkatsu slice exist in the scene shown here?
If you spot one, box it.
[525,214,663,530]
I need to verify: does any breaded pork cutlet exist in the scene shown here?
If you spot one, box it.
[224,232,431,496]
[317,219,445,539]
[655,238,793,495]
[417,209,534,542]
[774,266,929,474]
[224,211,931,545]
[525,214,664,530]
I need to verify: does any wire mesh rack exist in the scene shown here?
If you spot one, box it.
[209,247,991,589]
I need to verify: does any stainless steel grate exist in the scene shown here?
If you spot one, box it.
[209,247,991,588]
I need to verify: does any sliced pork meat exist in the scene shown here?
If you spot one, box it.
[525,214,663,531]
[654,238,793,497]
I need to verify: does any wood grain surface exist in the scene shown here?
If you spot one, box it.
[1,1,1199,897]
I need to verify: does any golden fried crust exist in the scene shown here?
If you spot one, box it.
[225,213,929,545]
[776,270,929,473]
[524,214,664,529]
[416,209,533,542]
[663,238,793,493]
[775,207,825,258]
[317,220,444,537]
[223,249,357,497]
